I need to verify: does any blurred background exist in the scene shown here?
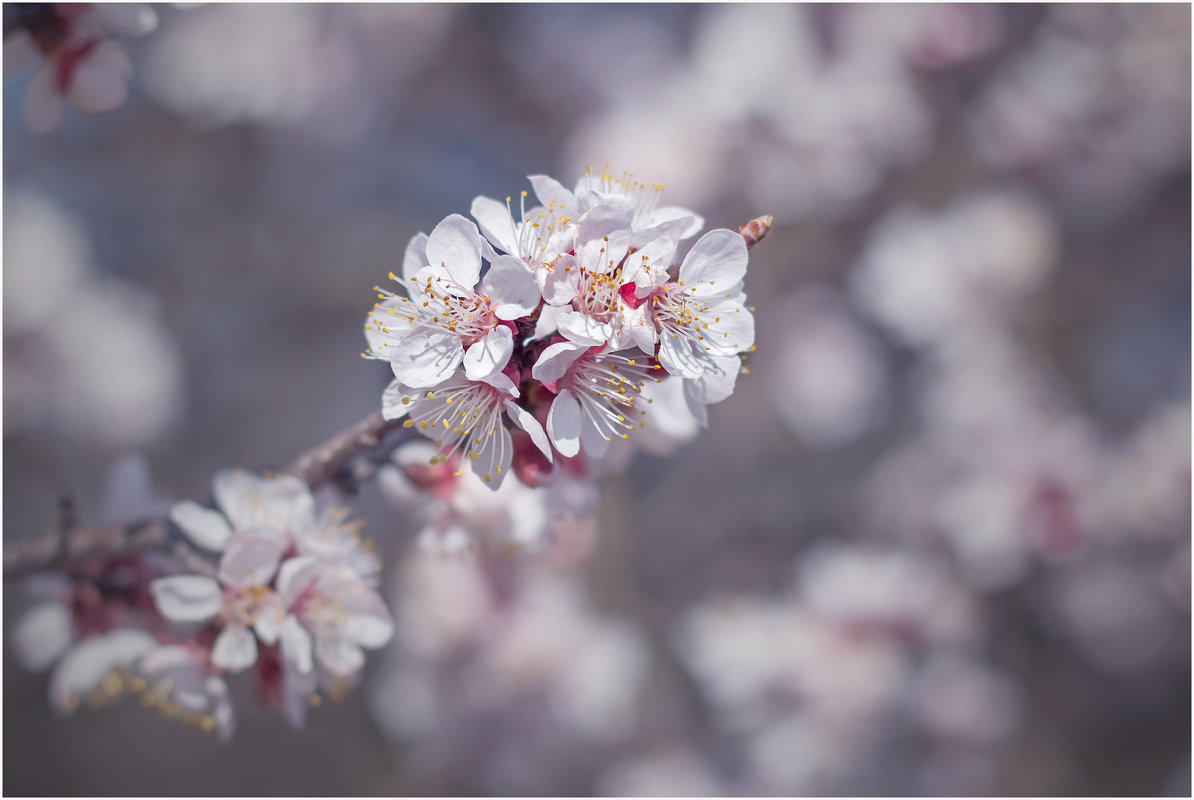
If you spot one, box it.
[3,3,1190,795]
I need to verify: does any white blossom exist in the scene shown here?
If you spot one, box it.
[382,373,552,488]
[275,556,394,678]
[365,215,539,388]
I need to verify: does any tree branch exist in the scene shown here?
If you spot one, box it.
[3,409,404,578]
[3,217,774,578]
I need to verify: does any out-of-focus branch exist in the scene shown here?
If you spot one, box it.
[2,218,771,578]
[4,409,403,578]
[3,518,171,578]
[286,409,405,488]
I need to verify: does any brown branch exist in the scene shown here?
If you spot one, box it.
[286,409,405,488]
[3,218,772,579]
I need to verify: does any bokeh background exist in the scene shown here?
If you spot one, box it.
[4,3,1190,795]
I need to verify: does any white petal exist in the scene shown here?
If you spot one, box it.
[388,326,465,388]
[381,378,423,421]
[425,214,482,290]
[217,531,287,589]
[314,636,364,677]
[401,232,429,282]
[211,469,261,532]
[531,341,587,384]
[66,42,132,115]
[657,333,707,380]
[473,418,513,490]
[480,368,519,397]
[538,253,579,306]
[633,206,704,246]
[687,392,710,428]
[529,174,577,210]
[463,325,513,382]
[93,4,159,34]
[504,400,554,463]
[556,311,611,347]
[259,474,315,533]
[49,630,157,714]
[341,589,394,648]
[483,255,540,319]
[211,625,257,673]
[623,236,678,287]
[209,678,236,741]
[531,303,565,341]
[678,228,748,296]
[546,392,583,458]
[280,616,314,674]
[364,298,413,360]
[282,661,317,729]
[685,354,741,405]
[276,556,320,606]
[625,305,659,352]
[579,412,611,458]
[150,575,222,622]
[253,593,285,645]
[705,299,756,353]
[169,500,232,552]
[470,196,519,255]
[13,603,74,672]
[578,217,631,270]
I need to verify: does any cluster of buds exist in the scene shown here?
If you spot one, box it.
[364,168,759,493]
[4,3,159,130]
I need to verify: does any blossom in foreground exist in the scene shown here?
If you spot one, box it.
[532,342,656,458]
[364,214,539,388]
[382,374,553,488]
[364,169,759,492]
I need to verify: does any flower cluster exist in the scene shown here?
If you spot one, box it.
[364,169,757,490]
[4,3,159,131]
[147,470,393,731]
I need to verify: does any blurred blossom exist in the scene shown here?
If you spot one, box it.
[1087,402,1191,544]
[597,748,724,797]
[566,5,1000,221]
[142,3,454,137]
[765,286,888,448]
[851,192,1058,348]
[852,3,1002,71]
[47,628,159,714]
[3,190,183,448]
[676,544,1010,794]
[970,4,1191,215]
[4,3,158,131]
[796,545,976,645]
[913,655,1020,746]
[2,191,90,336]
[145,5,377,136]
[1049,560,1177,674]
[370,559,650,792]
[377,440,599,556]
